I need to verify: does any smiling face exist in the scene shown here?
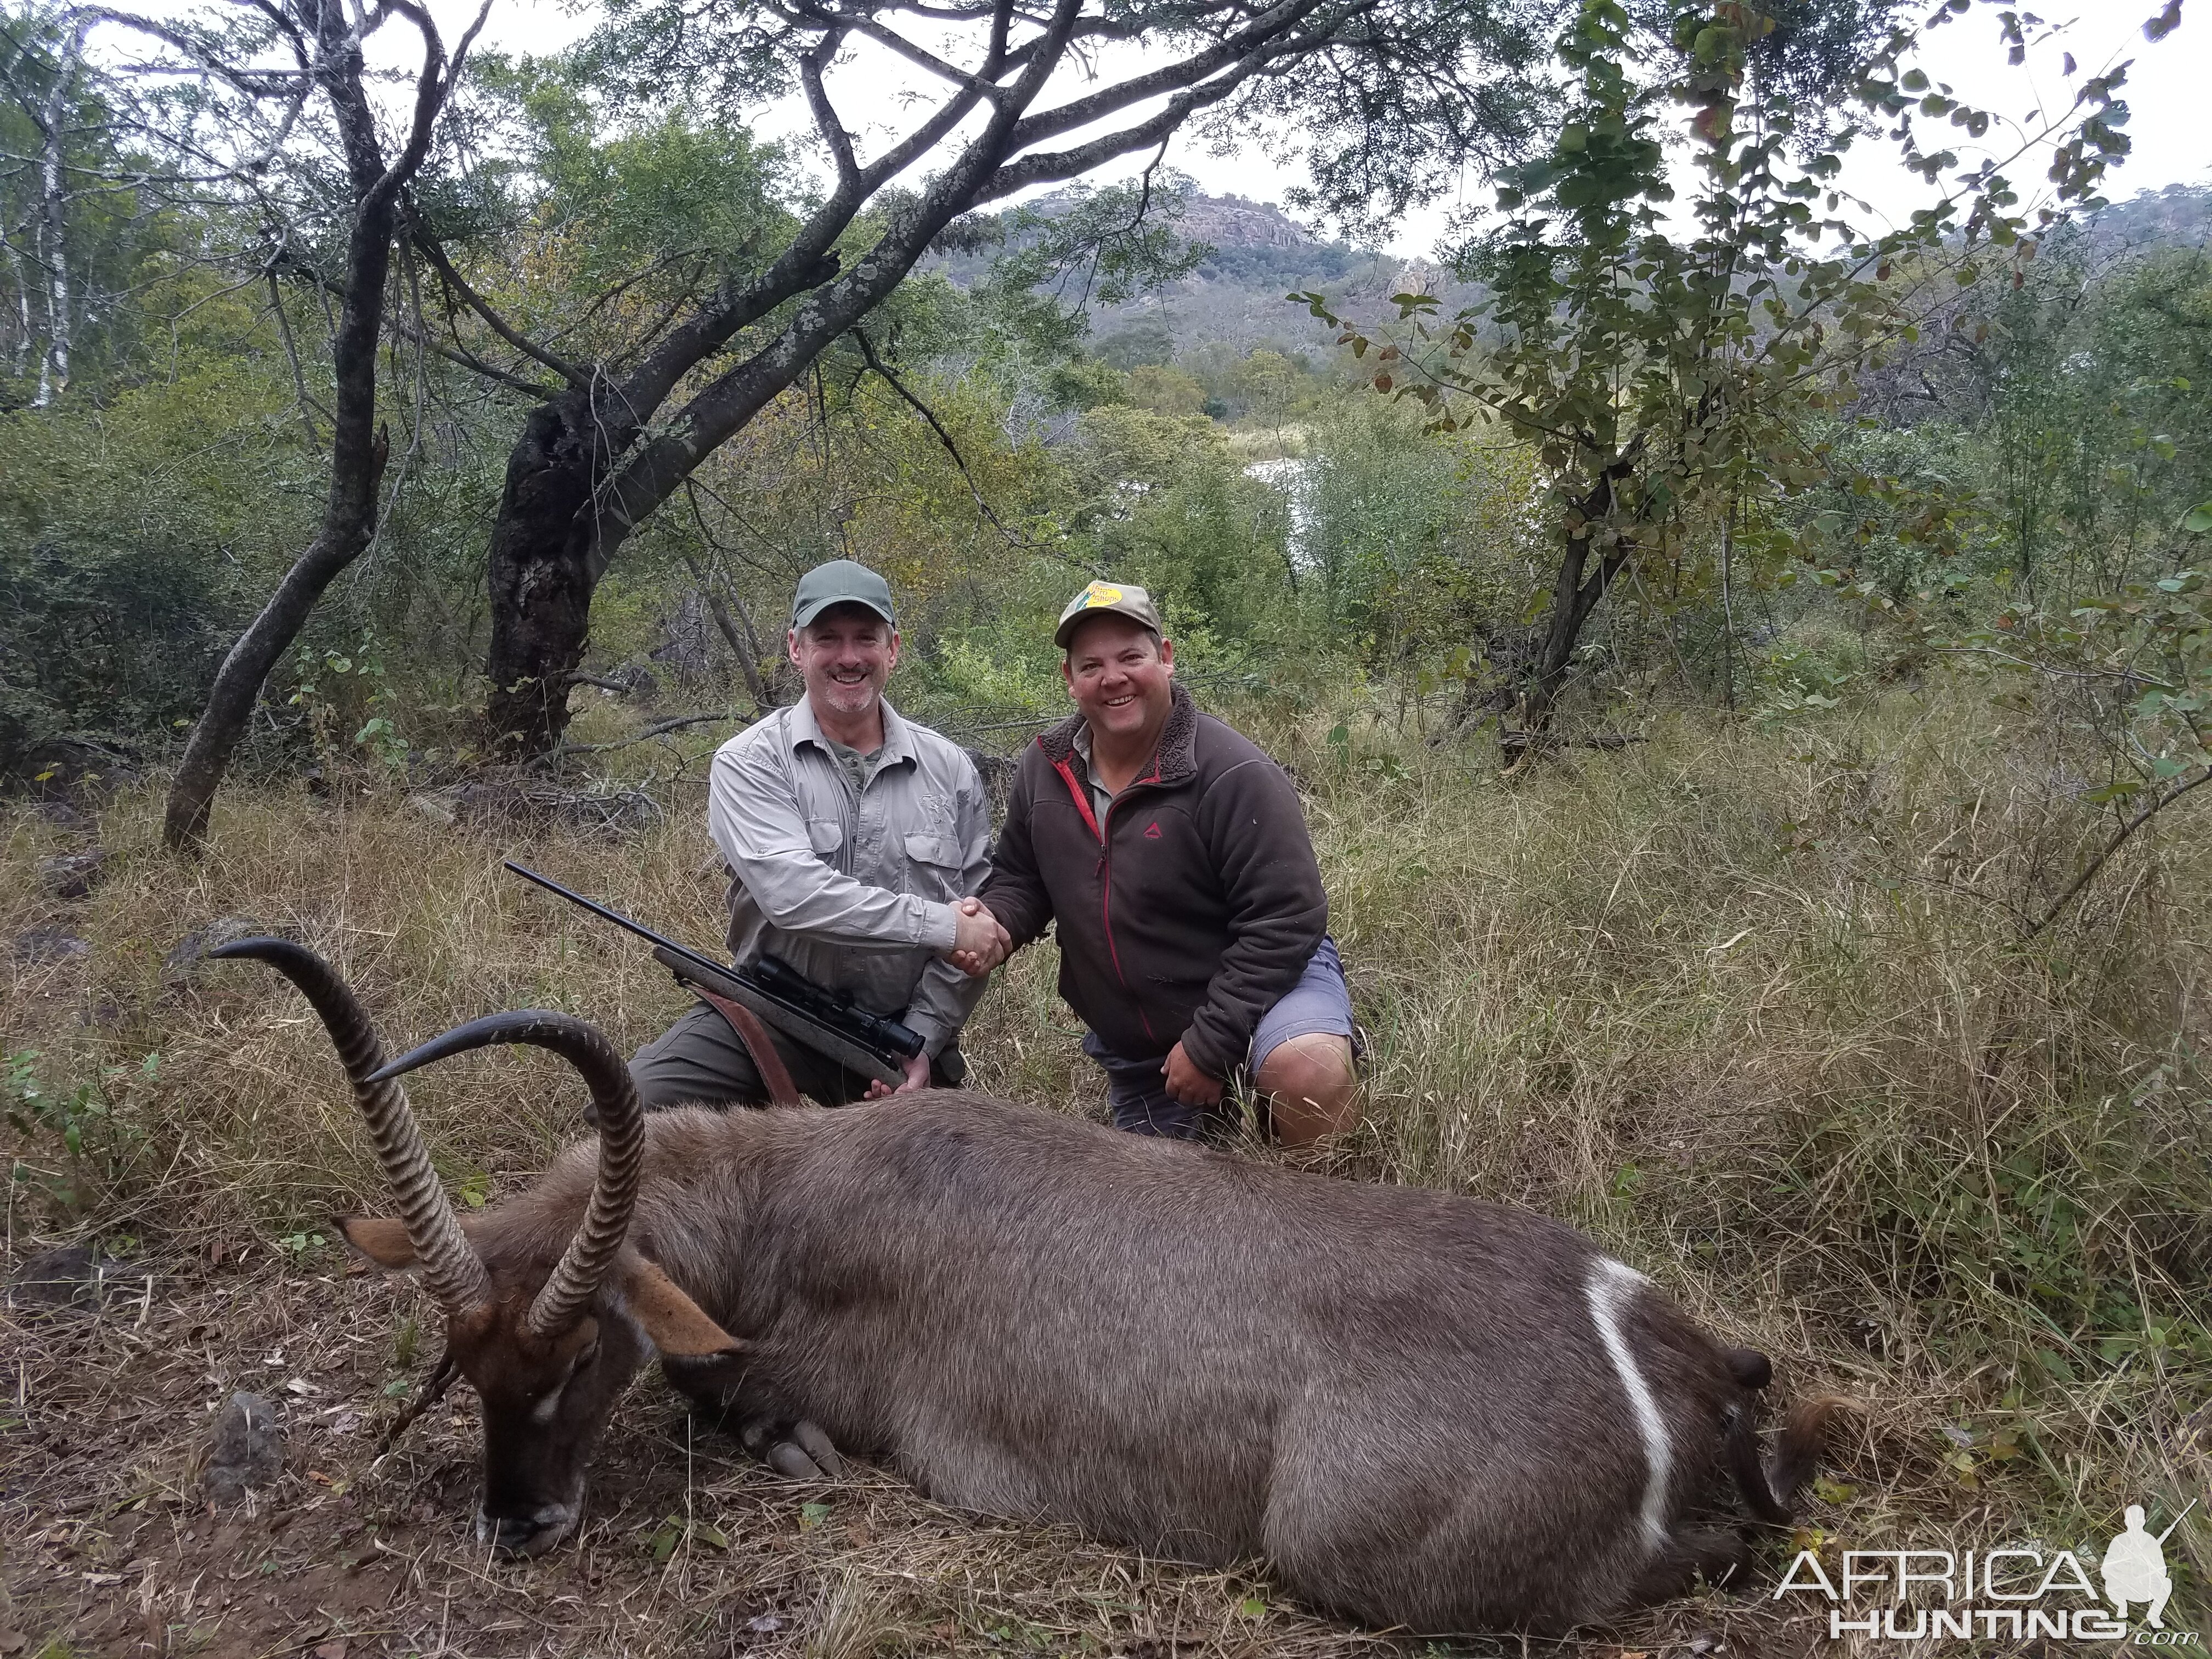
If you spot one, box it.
[1062,613,1175,752]
[790,603,899,731]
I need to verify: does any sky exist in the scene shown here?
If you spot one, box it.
[453,0,2208,255]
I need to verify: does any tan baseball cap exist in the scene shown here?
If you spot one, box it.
[1054,579,1164,648]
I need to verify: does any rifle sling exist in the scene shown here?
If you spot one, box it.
[692,985,802,1109]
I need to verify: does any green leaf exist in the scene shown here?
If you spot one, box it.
[647,1515,684,1564]
[1237,1598,1266,1618]
[2181,502,2212,534]
[799,1501,832,1529]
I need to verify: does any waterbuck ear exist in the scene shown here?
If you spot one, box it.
[620,1257,743,1359]
[337,1215,419,1269]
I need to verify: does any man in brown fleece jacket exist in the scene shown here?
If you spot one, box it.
[973,580,1359,1143]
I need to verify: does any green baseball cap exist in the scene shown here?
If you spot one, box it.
[1054,579,1164,648]
[790,559,896,631]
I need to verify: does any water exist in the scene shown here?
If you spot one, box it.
[1244,455,1314,567]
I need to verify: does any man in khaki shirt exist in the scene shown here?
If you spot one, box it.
[629,560,1007,1108]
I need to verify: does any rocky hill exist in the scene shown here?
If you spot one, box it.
[934,188,1446,358]
[942,182,2212,365]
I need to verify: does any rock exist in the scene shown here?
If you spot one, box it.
[407,789,459,826]
[6,1243,107,1312]
[200,1392,284,1504]
[10,927,89,966]
[36,847,106,899]
[964,748,1016,816]
[163,916,267,985]
[32,800,93,833]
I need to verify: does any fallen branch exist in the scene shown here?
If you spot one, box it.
[1499,729,1646,758]
[535,709,754,762]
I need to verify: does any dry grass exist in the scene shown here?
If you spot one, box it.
[4,676,2210,1656]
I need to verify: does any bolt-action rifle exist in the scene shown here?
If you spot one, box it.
[505,860,924,1087]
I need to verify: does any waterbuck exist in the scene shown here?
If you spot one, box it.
[221,937,1835,1635]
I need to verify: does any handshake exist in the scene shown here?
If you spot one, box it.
[946,896,1012,977]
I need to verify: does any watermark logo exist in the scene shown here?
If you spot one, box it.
[1776,1500,2198,1644]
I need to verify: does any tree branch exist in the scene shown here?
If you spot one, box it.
[796,25,859,186]
[409,221,590,388]
[1004,0,1337,150]
[2029,766,2212,937]
[805,4,1011,103]
[537,708,755,761]
[850,324,1028,545]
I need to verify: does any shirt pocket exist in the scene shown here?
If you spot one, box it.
[805,817,845,858]
[902,828,963,896]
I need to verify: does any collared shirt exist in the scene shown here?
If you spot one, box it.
[1069,723,1116,826]
[706,696,991,1056]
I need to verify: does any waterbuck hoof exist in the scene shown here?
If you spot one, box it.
[791,1418,845,1478]
[768,1440,827,1479]
[750,1415,842,1479]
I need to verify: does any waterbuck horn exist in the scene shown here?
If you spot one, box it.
[369,1011,645,1339]
[211,938,490,1315]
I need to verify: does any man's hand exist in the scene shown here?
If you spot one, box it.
[947,896,1011,977]
[864,1051,932,1099]
[1161,1040,1224,1107]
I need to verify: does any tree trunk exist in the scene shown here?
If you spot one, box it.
[481,396,620,757]
[31,18,88,408]
[162,0,455,849]
[162,489,381,844]
[1513,533,1602,740]
[1504,467,1637,764]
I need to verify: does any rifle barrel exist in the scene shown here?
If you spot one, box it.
[2154,1497,2198,1545]
[503,860,729,981]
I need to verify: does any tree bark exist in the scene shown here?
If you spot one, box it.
[481,394,621,755]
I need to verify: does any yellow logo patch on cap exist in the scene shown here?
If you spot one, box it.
[1082,582,1124,607]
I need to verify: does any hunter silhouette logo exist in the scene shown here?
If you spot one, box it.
[2103,1502,2193,1629]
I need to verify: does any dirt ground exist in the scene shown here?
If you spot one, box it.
[1,1246,1832,1659]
